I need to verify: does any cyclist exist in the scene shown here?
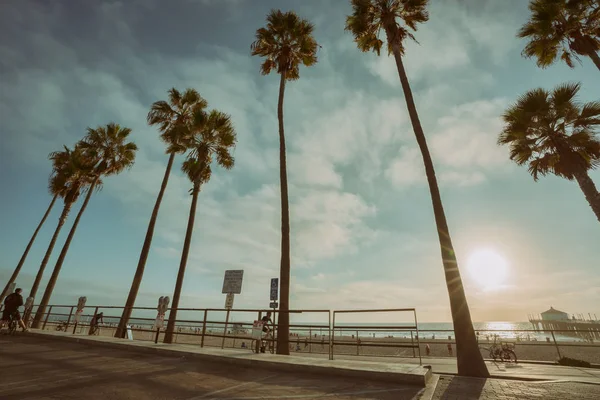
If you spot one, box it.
[1,288,27,332]
[259,312,273,353]
[89,312,104,335]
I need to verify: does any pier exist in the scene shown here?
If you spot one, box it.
[528,307,600,341]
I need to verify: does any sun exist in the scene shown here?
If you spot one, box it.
[466,249,509,291]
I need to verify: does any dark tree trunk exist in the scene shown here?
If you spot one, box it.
[0,195,57,303]
[28,199,74,304]
[31,179,98,329]
[388,39,489,377]
[116,153,175,338]
[276,70,291,356]
[164,183,199,344]
[588,49,600,71]
[573,170,600,222]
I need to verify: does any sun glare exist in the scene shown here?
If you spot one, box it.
[466,249,509,291]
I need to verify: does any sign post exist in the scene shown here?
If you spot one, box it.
[269,278,279,351]
[153,296,170,344]
[221,293,234,349]
[72,296,87,334]
[221,270,243,349]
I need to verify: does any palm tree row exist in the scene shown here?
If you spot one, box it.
[114,89,237,342]
[3,0,597,378]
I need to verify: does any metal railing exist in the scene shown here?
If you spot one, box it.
[332,308,422,364]
[10,303,600,366]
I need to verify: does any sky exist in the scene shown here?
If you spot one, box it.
[0,0,599,324]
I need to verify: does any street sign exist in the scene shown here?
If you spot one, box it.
[225,293,235,309]
[270,302,278,309]
[270,278,279,301]
[222,270,244,294]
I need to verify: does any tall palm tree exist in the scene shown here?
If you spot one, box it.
[251,9,319,355]
[499,82,600,221]
[31,123,137,328]
[163,109,236,344]
[115,88,208,339]
[27,146,92,307]
[518,0,600,71]
[345,0,489,377]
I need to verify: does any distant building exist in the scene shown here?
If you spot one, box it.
[541,307,569,321]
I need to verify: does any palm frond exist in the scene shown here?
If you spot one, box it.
[499,81,600,181]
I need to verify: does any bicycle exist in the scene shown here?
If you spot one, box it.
[55,321,69,331]
[1,312,19,335]
[252,330,275,354]
[89,323,100,336]
[486,339,517,363]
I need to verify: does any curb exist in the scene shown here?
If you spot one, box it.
[25,331,431,387]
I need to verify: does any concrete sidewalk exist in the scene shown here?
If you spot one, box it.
[25,330,432,387]
[302,353,600,384]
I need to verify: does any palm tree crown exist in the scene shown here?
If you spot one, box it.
[48,145,96,203]
[78,122,138,178]
[185,109,236,184]
[518,0,600,68]
[499,82,600,180]
[345,0,429,55]
[250,9,319,80]
[147,88,208,154]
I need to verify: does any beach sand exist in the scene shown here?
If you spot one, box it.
[47,321,600,364]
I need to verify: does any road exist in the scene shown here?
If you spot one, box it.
[0,335,423,400]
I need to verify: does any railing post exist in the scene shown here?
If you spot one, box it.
[42,305,53,330]
[411,331,415,357]
[356,330,359,356]
[309,327,312,353]
[65,306,74,331]
[200,309,208,348]
[414,309,422,366]
[329,310,334,360]
[551,330,562,359]
[255,311,262,353]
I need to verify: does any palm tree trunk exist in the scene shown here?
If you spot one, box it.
[31,178,98,329]
[573,170,600,222]
[588,49,600,72]
[28,199,74,305]
[0,195,57,303]
[276,70,291,356]
[115,153,175,338]
[388,41,489,377]
[164,183,199,344]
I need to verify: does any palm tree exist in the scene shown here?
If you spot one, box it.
[345,0,489,377]
[163,109,236,344]
[115,88,208,339]
[251,9,319,355]
[518,0,600,71]
[499,82,600,221]
[27,146,92,308]
[31,123,137,328]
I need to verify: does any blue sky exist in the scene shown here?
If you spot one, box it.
[0,0,599,322]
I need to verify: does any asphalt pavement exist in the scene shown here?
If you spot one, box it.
[0,334,423,400]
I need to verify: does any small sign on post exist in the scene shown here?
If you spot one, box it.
[270,278,278,301]
[153,296,170,344]
[225,293,235,309]
[221,270,243,349]
[73,296,87,334]
[222,270,244,294]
